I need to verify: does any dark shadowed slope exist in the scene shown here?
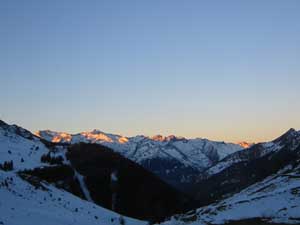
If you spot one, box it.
[66,143,194,222]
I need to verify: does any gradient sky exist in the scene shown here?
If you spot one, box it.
[1,1,300,142]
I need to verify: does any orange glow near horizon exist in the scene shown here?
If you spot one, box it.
[118,136,129,143]
[236,141,254,149]
[81,131,114,143]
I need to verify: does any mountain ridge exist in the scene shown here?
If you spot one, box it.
[35,129,252,148]
[36,128,245,190]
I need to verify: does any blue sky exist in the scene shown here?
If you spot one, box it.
[0,1,300,142]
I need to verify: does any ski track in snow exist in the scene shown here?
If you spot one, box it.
[74,170,94,203]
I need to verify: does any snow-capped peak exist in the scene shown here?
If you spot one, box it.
[35,130,72,143]
[273,128,300,143]
[236,141,254,149]
[150,134,185,142]
[1,120,38,140]
[36,130,129,144]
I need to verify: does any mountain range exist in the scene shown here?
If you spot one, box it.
[36,129,247,191]
[1,119,300,225]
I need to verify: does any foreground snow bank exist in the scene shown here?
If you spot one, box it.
[161,164,300,225]
[0,171,147,225]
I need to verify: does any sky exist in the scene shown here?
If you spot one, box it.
[0,1,300,142]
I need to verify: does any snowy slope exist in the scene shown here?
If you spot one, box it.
[0,120,189,223]
[205,129,300,177]
[0,120,147,225]
[0,171,146,225]
[0,121,51,170]
[162,162,300,225]
[205,142,282,177]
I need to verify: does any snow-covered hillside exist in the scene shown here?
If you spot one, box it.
[0,120,147,225]
[0,171,146,225]
[205,128,300,178]
[0,120,188,223]
[0,121,50,170]
[163,162,300,225]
